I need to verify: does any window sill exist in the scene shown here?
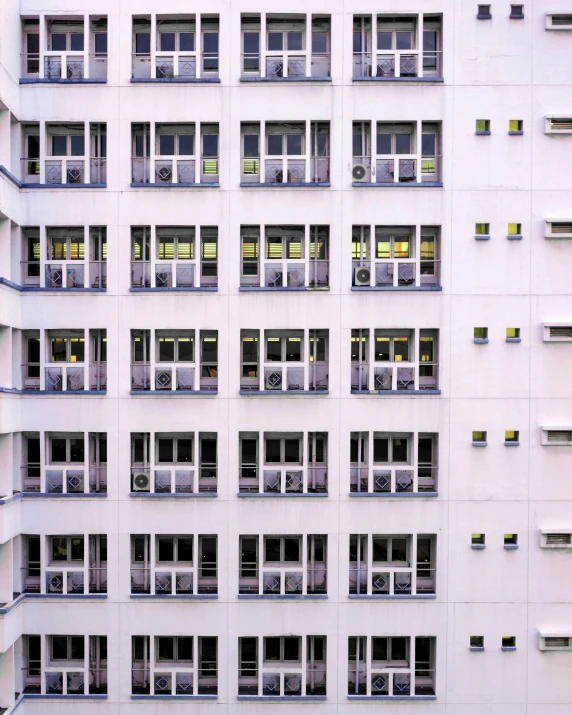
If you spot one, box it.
[240,76,332,83]
[470,646,485,652]
[475,131,491,136]
[0,492,107,504]
[132,695,217,700]
[237,492,328,498]
[509,130,524,135]
[471,544,486,550]
[349,594,436,599]
[477,13,493,19]
[507,234,523,240]
[21,695,108,700]
[0,387,107,396]
[351,285,442,292]
[20,78,107,84]
[240,182,331,188]
[240,286,329,292]
[129,390,217,396]
[130,77,221,83]
[130,594,218,600]
[506,337,521,343]
[510,14,525,19]
[504,441,520,447]
[352,182,443,188]
[238,594,328,599]
[129,286,217,292]
[22,286,106,292]
[473,338,489,344]
[504,544,519,550]
[130,182,219,188]
[23,593,107,600]
[352,76,444,83]
[240,390,329,396]
[351,389,441,396]
[349,491,438,498]
[472,441,488,447]
[129,492,217,498]
[502,646,517,651]
[22,183,107,189]
[238,696,327,702]
[348,695,436,701]
[474,234,490,240]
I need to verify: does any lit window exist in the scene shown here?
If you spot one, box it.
[474,327,488,341]
[471,533,486,546]
[508,223,521,236]
[505,431,519,444]
[504,534,518,545]
[509,119,523,132]
[472,431,487,444]
[475,223,490,236]
[506,328,520,340]
[470,636,484,649]
[502,636,516,649]
[476,119,490,133]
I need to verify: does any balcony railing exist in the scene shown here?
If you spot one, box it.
[241,53,331,78]
[44,55,84,80]
[353,50,442,78]
[353,155,441,184]
[242,157,329,185]
[20,465,107,494]
[350,465,438,494]
[45,366,84,391]
[132,667,217,696]
[132,157,218,185]
[155,55,197,79]
[351,363,438,392]
[239,466,327,494]
[131,466,217,494]
[45,159,85,185]
[130,564,217,595]
[349,564,436,596]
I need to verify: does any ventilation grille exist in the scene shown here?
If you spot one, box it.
[550,119,572,130]
[546,430,572,442]
[545,637,571,648]
[550,326,572,337]
[552,15,572,25]
[546,533,572,545]
[551,222,572,234]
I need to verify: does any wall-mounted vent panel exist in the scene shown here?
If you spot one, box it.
[546,13,572,29]
[540,634,572,651]
[546,221,572,239]
[545,533,572,545]
[543,324,572,342]
[541,428,572,446]
[545,117,572,134]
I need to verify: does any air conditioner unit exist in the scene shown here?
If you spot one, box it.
[354,266,371,286]
[132,472,150,491]
[352,164,370,182]
[156,166,172,183]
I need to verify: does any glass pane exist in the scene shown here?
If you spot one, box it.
[178,637,193,661]
[70,33,84,51]
[264,538,281,562]
[202,134,218,157]
[52,537,68,561]
[52,136,67,156]
[266,236,283,259]
[312,32,327,53]
[284,438,300,463]
[265,439,281,463]
[51,337,68,362]
[177,439,193,462]
[159,135,175,156]
[160,33,176,51]
[159,338,175,362]
[285,337,302,361]
[244,135,259,158]
[203,32,219,53]
[136,33,150,54]
[70,537,84,561]
[374,337,390,361]
[242,338,258,362]
[266,337,282,361]
[377,133,392,155]
[284,537,300,562]
[28,337,40,363]
[376,240,390,259]
[180,33,194,51]
[395,134,411,154]
[391,637,408,663]
[69,438,84,462]
[70,338,84,362]
[423,30,437,52]
[70,637,85,661]
[377,32,392,49]
[267,135,283,155]
[94,33,107,54]
[394,239,410,258]
[267,32,283,51]
[392,438,408,462]
[51,438,67,462]
[422,134,436,156]
[372,638,388,661]
[286,135,302,155]
[70,135,85,157]
[372,537,388,562]
[178,537,193,561]
[158,637,174,660]
[373,437,389,463]
[284,637,300,661]
[396,32,412,50]
[157,438,174,463]
[244,32,259,53]
[28,135,40,159]
[51,34,66,51]
[27,34,40,54]
[178,135,194,156]
[394,337,409,361]
[177,337,194,362]
[288,32,303,51]
[265,637,281,660]
[158,538,174,562]
[201,337,217,363]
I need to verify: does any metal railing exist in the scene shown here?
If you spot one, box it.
[45,158,85,185]
[155,55,197,79]
[350,465,438,494]
[44,55,84,80]
[130,565,217,595]
[353,50,442,78]
[90,157,106,184]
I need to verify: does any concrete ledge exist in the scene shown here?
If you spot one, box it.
[507,234,523,240]
[351,285,442,291]
[0,388,106,396]
[131,694,217,699]
[471,544,486,550]
[238,594,327,599]
[130,182,219,188]
[509,130,524,135]
[506,337,521,343]
[130,78,220,83]
[502,646,517,651]
[129,390,217,396]
[504,544,519,550]
[240,182,331,188]
[348,695,436,700]
[130,594,217,600]
[18,694,108,700]
[473,338,489,344]
[476,131,491,135]
[504,441,520,447]
[20,78,107,84]
[21,183,107,189]
[349,492,438,498]
[470,646,485,652]
[351,390,441,396]
[353,76,444,83]
[352,182,443,188]
[349,594,436,599]
[237,493,327,498]
[238,696,327,701]
[474,234,490,240]
[472,441,488,447]
[130,492,217,498]
[240,76,332,83]
[240,286,317,292]
[240,390,328,396]
[0,278,106,292]
[0,165,23,187]
[0,493,107,504]
[129,287,217,292]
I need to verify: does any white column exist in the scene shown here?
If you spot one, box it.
[257,430,263,488]
[149,121,156,185]
[300,635,307,697]
[415,223,421,287]
[150,15,156,78]
[260,14,266,78]
[83,15,90,78]
[39,431,47,492]
[39,328,46,391]
[367,430,374,493]
[39,15,46,79]
[83,223,90,287]
[366,535,373,595]
[150,226,157,287]
[304,223,310,288]
[365,637,372,696]
[260,120,265,184]
[39,536,47,594]
[84,121,89,185]
[411,535,418,594]
[193,534,199,594]
[39,120,46,185]
[305,13,312,77]
[414,327,419,390]
[372,13,378,72]
[195,14,201,79]
[304,119,311,183]
[257,636,263,696]
[149,431,155,484]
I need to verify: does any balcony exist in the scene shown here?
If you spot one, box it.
[352,14,443,81]
[351,329,439,394]
[21,330,107,393]
[131,226,217,290]
[131,122,219,186]
[241,15,331,81]
[349,534,436,597]
[130,432,217,494]
[241,122,330,187]
[21,16,108,83]
[239,432,327,496]
[239,636,327,698]
[132,636,218,696]
[131,330,217,393]
[22,635,107,696]
[352,121,442,187]
[20,122,106,187]
[21,226,106,291]
[239,535,327,596]
[20,535,107,595]
[352,225,440,290]
[240,329,328,393]
[131,535,217,596]
[350,432,438,496]
[240,225,329,290]
[348,636,436,698]
[131,15,219,82]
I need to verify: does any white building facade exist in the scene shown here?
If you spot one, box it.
[0,0,571,712]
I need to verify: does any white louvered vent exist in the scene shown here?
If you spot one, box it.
[550,326,572,338]
[546,13,572,29]
[545,533,572,545]
[545,117,572,134]
[543,324,572,342]
[547,431,572,442]
[545,637,570,647]
[546,221,572,239]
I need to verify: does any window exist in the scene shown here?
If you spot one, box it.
[50,334,85,362]
[266,334,302,362]
[94,33,108,56]
[507,223,521,237]
[51,536,84,562]
[510,5,524,19]
[504,533,518,546]
[505,431,519,444]
[474,327,488,342]
[541,636,572,650]
[50,436,85,463]
[157,436,193,463]
[543,429,572,445]
[472,431,487,444]
[51,134,85,157]
[509,119,523,133]
[373,434,410,463]
[267,28,304,52]
[156,536,193,562]
[265,435,302,464]
[159,30,195,52]
[157,335,194,362]
[472,533,486,546]
[547,14,572,29]
[157,636,193,662]
[374,332,411,362]
[475,223,490,238]
[506,328,520,340]
[49,30,84,52]
[477,5,492,18]
[502,636,516,649]
[372,536,409,565]
[157,130,194,157]
[470,636,484,649]
[476,119,490,134]
[264,637,301,662]
[544,533,572,546]
[371,637,409,666]
[377,123,414,155]
[51,636,84,661]
[264,536,301,563]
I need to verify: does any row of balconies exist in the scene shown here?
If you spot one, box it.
[11,633,436,700]
[6,430,436,497]
[19,13,445,83]
[12,328,438,395]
